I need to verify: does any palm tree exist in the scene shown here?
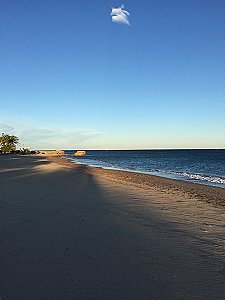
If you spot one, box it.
[0,133,19,153]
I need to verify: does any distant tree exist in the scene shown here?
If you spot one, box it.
[0,133,19,153]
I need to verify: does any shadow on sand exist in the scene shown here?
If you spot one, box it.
[1,155,225,299]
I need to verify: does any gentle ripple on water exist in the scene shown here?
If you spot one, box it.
[64,150,225,188]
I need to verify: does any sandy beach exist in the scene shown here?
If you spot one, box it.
[1,155,225,299]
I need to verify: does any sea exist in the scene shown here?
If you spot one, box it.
[64,150,225,189]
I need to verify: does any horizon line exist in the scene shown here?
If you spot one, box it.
[32,148,225,151]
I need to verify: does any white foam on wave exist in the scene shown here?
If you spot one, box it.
[161,170,225,185]
[67,157,117,170]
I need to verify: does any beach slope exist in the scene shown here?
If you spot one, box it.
[0,155,225,299]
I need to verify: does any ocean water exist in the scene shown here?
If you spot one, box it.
[64,150,225,188]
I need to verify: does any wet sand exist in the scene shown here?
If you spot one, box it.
[0,155,225,299]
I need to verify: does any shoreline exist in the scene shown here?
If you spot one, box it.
[65,156,225,189]
[1,154,225,298]
[48,155,225,207]
[63,153,225,189]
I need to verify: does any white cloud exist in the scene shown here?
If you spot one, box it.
[0,122,15,135]
[0,115,104,150]
[21,127,104,150]
[111,4,130,25]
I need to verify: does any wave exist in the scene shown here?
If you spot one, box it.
[67,157,119,170]
[161,170,225,185]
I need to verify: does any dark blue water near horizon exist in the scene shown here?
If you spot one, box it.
[64,149,225,188]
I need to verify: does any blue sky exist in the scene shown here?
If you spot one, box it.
[1,0,225,149]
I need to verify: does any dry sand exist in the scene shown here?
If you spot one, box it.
[0,155,225,299]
